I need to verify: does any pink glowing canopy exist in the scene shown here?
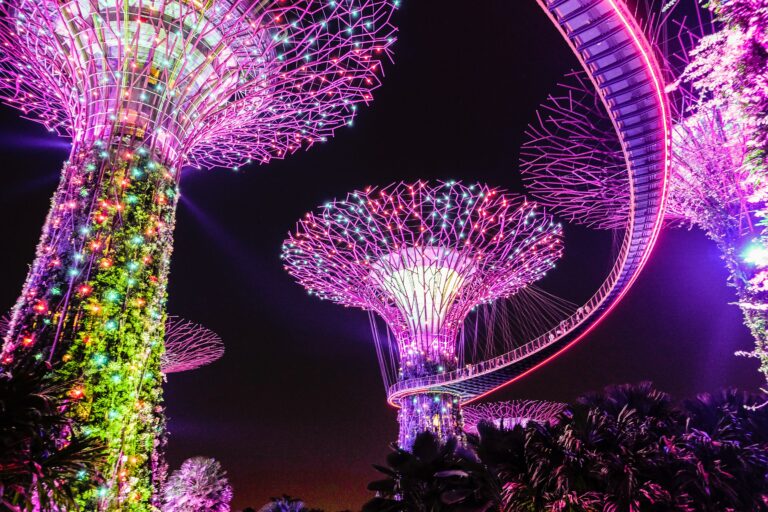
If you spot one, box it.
[282,181,564,377]
[462,400,565,434]
[0,0,398,169]
[162,316,225,374]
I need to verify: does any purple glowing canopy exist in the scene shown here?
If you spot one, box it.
[282,181,564,378]
[462,400,565,435]
[161,316,225,374]
[0,0,398,170]
[283,181,563,310]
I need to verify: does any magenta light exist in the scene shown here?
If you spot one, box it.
[282,180,564,448]
[462,400,565,435]
[162,317,224,374]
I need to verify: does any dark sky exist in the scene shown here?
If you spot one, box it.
[0,1,761,511]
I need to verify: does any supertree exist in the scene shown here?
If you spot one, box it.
[462,400,565,435]
[162,457,233,512]
[161,316,224,374]
[520,2,768,401]
[0,0,397,508]
[282,180,564,449]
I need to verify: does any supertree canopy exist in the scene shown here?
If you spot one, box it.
[161,316,224,374]
[282,181,564,449]
[0,0,397,508]
[520,71,628,230]
[462,400,565,435]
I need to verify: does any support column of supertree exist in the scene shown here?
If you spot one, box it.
[520,1,768,403]
[0,0,397,508]
[282,181,563,449]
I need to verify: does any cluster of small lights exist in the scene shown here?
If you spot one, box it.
[397,393,461,450]
[282,180,564,447]
[462,400,566,435]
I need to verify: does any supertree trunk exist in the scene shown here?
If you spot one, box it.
[1,134,179,510]
[397,392,463,450]
[395,329,464,450]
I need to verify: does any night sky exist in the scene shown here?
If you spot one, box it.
[0,1,762,510]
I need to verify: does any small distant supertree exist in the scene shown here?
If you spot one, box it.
[0,312,8,339]
[282,181,563,449]
[161,317,224,375]
[162,457,232,512]
[462,400,565,435]
[257,496,309,512]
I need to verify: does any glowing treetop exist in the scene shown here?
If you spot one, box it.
[0,0,397,169]
[283,181,563,378]
[161,317,224,374]
[282,181,563,448]
[462,400,565,435]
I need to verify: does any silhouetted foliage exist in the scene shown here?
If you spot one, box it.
[367,383,768,511]
[0,370,104,511]
[363,431,500,512]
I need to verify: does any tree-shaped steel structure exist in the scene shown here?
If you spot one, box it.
[462,400,565,434]
[0,0,397,508]
[282,181,564,448]
[161,317,224,374]
[379,0,669,425]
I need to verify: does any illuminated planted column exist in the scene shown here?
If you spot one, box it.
[3,133,180,508]
[0,0,397,507]
[282,181,563,450]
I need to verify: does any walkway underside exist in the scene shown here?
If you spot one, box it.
[388,0,670,406]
